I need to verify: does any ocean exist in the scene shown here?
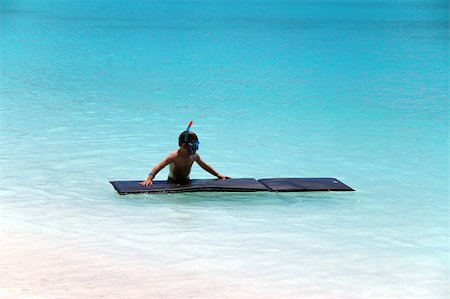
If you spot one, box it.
[0,0,448,298]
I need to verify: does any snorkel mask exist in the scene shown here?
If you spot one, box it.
[185,121,200,155]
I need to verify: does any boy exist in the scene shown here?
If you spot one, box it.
[140,122,230,186]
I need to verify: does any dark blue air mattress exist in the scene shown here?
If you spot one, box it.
[110,178,354,194]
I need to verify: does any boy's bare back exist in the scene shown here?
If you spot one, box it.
[167,149,197,181]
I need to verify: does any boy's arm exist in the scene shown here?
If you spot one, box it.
[139,154,174,186]
[195,155,230,180]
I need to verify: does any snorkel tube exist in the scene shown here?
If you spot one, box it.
[185,121,193,144]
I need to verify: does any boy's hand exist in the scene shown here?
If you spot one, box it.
[217,174,231,180]
[139,178,153,186]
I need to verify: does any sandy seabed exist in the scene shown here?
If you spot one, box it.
[2,229,446,299]
[0,230,277,299]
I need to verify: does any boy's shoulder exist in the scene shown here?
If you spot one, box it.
[168,149,180,158]
[169,149,199,160]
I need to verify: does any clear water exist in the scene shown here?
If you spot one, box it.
[1,0,448,297]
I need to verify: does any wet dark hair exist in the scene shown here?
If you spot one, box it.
[178,131,198,146]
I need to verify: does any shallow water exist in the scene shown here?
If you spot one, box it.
[1,0,448,298]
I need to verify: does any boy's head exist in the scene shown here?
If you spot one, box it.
[178,131,198,146]
[179,130,199,154]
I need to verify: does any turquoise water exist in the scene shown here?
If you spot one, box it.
[1,0,448,297]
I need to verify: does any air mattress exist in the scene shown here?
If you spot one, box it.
[258,178,354,192]
[110,178,354,194]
